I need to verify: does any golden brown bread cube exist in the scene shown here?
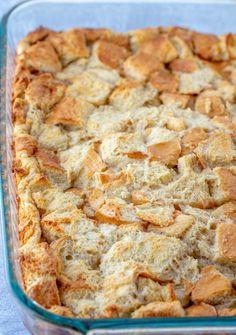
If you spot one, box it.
[215,223,236,264]
[139,35,178,63]
[25,73,66,111]
[191,266,232,305]
[48,29,89,66]
[150,70,179,93]
[132,301,185,318]
[213,167,236,204]
[24,41,62,73]
[92,40,130,69]
[185,303,217,316]
[46,96,94,127]
[19,243,60,308]
[124,52,164,80]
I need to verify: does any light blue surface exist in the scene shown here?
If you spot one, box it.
[0,1,29,334]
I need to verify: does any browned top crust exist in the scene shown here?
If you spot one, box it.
[139,35,178,63]
[170,58,198,73]
[216,223,236,264]
[13,25,236,319]
[93,40,130,69]
[48,29,89,66]
[14,133,37,154]
[186,303,217,316]
[25,73,66,110]
[46,96,94,126]
[150,70,179,92]
[191,266,232,305]
[24,41,62,73]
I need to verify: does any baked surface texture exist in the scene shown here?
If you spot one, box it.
[12,25,236,318]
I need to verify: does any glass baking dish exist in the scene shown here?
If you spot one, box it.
[1,0,236,334]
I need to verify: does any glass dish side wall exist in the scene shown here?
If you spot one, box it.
[2,1,236,334]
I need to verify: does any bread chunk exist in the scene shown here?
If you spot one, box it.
[212,167,236,204]
[18,192,41,246]
[49,305,74,317]
[170,58,198,73]
[25,73,66,111]
[17,27,52,54]
[195,95,227,118]
[139,35,178,63]
[129,27,160,50]
[91,40,130,69]
[48,29,89,66]
[191,266,232,305]
[37,125,69,151]
[193,32,228,61]
[101,232,198,283]
[132,301,185,318]
[160,92,190,108]
[94,198,142,226]
[36,148,70,190]
[150,213,194,238]
[136,203,176,227]
[218,308,236,316]
[182,127,208,155]
[47,96,94,127]
[212,116,236,140]
[186,303,217,316]
[100,132,147,166]
[66,72,113,106]
[215,223,236,264]
[194,132,236,168]
[213,201,236,221]
[150,70,179,93]
[124,52,164,80]
[12,64,31,100]
[25,41,62,73]
[147,138,181,166]
[109,79,156,110]
[19,243,60,308]
[178,67,217,94]
[14,134,37,156]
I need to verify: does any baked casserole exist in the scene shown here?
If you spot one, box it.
[12,25,236,318]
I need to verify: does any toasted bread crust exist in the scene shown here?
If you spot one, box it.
[12,25,236,318]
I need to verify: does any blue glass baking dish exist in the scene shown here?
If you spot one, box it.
[1,0,236,334]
